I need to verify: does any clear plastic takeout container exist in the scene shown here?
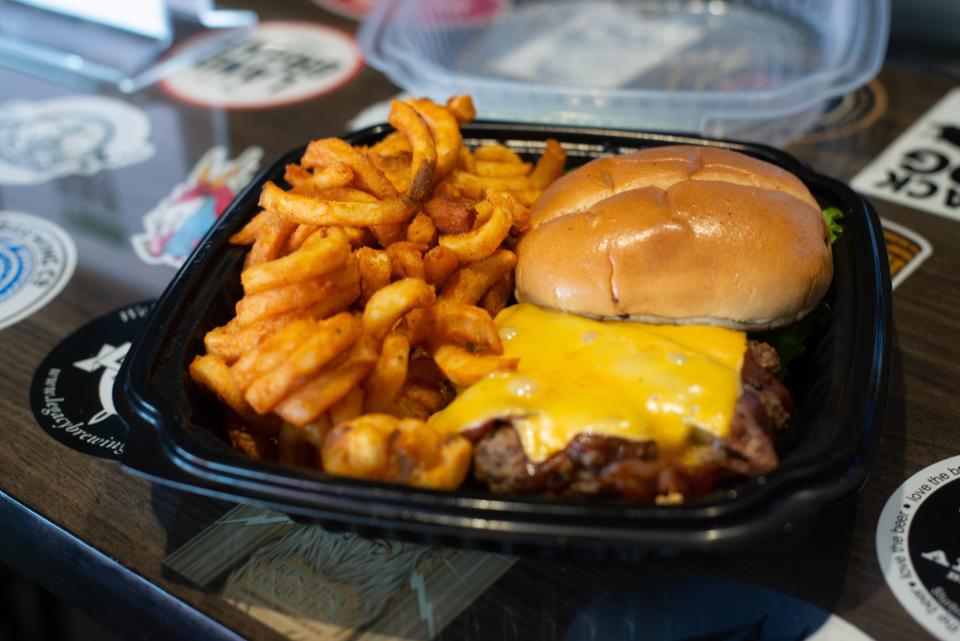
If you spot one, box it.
[358,0,889,144]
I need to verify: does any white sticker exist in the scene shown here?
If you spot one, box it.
[852,88,960,222]
[0,96,154,185]
[160,21,363,110]
[130,145,262,268]
[0,211,77,331]
[877,455,960,640]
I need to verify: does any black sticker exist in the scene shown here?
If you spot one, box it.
[30,301,153,459]
[877,456,960,639]
[910,476,960,626]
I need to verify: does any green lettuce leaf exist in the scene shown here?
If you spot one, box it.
[754,302,830,377]
[822,207,844,244]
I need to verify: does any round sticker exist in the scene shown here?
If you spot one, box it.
[311,0,376,20]
[30,301,153,459]
[160,21,363,110]
[798,80,888,144]
[0,211,76,330]
[565,578,874,640]
[878,456,960,640]
[0,95,154,185]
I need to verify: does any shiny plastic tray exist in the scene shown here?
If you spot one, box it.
[115,123,891,556]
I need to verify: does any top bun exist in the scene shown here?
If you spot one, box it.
[515,145,833,330]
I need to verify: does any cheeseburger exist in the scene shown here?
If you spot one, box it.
[430,145,834,502]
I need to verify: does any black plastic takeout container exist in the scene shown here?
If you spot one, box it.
[115,123,892,556]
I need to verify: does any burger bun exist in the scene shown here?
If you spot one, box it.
[515,145,833,330]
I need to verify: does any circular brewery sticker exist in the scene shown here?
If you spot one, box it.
[565,577,874,640]
[160,21,363,110]
[877,455,960,639]
[0,95,154,185]
[797,80,888,144]
[30,301,153,459]
[0,211,77,330]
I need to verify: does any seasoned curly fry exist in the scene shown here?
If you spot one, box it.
[302,138,398,200]
[385,241,426,280]
[273,346,376,426]
[244,212,298,268]
[234,263,358,325]
[481,272,514,318]
[245,313,362,413]
[363,331,410,413]
[204,312,302,364]
[321,414,472,490]
[529,139,566,190]
[440,249,517,305]
[241,228,350,294]
[405,212,437,246]
[260,182,409,227]
[388,99,437,206]
[362,278,436,344]
[190,354,250,416]
[438,203,511,262]
[230,210,273,245]
[355,247,392,304]
[409,97,461,180]
[423,245,459,288]
[231,318,316,389]
[431,344,518,388]
[424,195,475,234]
[428,301,502,352]
[445,95,476,124]
[329,386,364,425]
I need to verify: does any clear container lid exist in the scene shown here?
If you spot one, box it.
[358,0,889,144]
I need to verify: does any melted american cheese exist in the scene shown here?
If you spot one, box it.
[429,304,747,462]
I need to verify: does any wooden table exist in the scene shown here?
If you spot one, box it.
[0,3,957,640]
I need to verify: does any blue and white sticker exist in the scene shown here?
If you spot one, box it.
[0,211,77,330]
[878,455,960,640]
[0,95,154,185]
[131,145,262,268]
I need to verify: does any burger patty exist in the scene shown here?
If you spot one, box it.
[467,341,793,501]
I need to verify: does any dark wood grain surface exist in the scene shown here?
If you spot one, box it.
[0,0,957,638]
